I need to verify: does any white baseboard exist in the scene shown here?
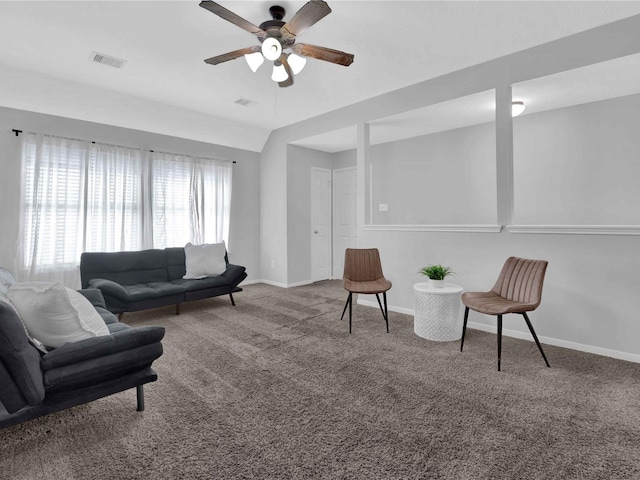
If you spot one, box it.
[243,279,315,288]
[357,298,414,316]
[467,321,640,364]
[357,299,640,364]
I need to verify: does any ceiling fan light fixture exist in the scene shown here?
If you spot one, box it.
[262,37,282,61]
[288,53,307,75]
[244,52,264,72]
[512,101,526,117]
[271,63,289,82]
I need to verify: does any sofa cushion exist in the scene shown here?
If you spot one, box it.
[43,343,164,392]
[80,249,169,288]
[0,359,28,414]
[183,242,227,279]
[89,279,186,301]
[171,276,229,292]
[8,283,109,349]
[0,301,45,406]
[41,326,165,371]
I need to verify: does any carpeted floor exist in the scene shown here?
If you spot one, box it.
[2,280,640,480]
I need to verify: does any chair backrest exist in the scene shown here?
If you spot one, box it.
[491,257,548,307]
[343,248,385,283]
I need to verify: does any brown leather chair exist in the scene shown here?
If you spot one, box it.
[340,248,392,334]
[460,257,550,371]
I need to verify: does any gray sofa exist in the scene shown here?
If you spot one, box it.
[80,247,247,316]
[0,288,165,429]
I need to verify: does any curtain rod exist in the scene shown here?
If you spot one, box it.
[11,129,236,163]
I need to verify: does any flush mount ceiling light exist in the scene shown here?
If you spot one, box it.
[200,0,354,88]
[512,101,526,117]
[261,37,282,61]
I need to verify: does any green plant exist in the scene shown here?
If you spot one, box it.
[419,264,454,280]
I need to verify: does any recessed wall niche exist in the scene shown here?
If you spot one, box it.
[366,90,497,226]
[512,53,640,227]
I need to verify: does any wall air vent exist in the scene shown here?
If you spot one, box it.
[89,51,126,69]
[234,98,258,108]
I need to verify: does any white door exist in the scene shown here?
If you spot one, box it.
[311,167,332,282]
[332,167,357,278]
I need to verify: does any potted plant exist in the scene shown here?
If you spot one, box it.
[420,264,454,288]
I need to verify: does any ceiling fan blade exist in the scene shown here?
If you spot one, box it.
[204,46,260,65]
[279,57,294,88]
[281,0,331,40]
[291,43,354,67]
[199,1,266,38]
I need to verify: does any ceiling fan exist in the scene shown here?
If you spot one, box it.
[200,0,354,87]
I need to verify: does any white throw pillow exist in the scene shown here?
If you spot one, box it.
[0,267,16,295]
[7,282,109,349]
[183,241,227,279]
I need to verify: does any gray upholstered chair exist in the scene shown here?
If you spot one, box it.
[460,257,550,371]
[340,248,392,334]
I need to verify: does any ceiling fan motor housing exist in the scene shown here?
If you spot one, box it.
[269,5,285,20]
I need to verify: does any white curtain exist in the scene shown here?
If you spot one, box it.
[16,134,87,286]
[84,143,146,253]
[151,152,232,248]
[17,133,233,287]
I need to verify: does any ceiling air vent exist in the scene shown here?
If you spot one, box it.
[90,51,126,69]
[234,98,258,108]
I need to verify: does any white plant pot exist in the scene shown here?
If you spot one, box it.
[430,279,445,288]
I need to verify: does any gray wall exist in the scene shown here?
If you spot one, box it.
[286,144,333,285]
[0,106,260,286]
[370,122,497,225]
[333,149,356,170]
[259,15,640,360]
[514,92,640,224]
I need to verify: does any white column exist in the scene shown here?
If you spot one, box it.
[356,122,370,236]
[495,85,514,226]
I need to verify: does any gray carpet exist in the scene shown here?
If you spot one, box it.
[2,280,640,480]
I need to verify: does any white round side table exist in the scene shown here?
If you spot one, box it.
[413,282,464,342]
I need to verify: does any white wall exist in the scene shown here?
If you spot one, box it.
[0,106,261,285]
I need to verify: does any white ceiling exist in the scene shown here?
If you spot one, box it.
[1,1,640,152]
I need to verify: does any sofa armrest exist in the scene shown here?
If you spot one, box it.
[88,278,130,300]
[222,264,246,286]
[77,288,107,308]
[41,326,165,371]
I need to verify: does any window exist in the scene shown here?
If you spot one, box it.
[17,133,232,286]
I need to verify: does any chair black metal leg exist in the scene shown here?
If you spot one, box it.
[522,312,551,368]
[136,385,145,412]
[460,307,469,351]
[376,293,386,320]
[229,293,236,306]
[376,292,390,332]
[348,293,353,334]
[497,315,503,371]
[383,291,389,333]
[341,294,350,321]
